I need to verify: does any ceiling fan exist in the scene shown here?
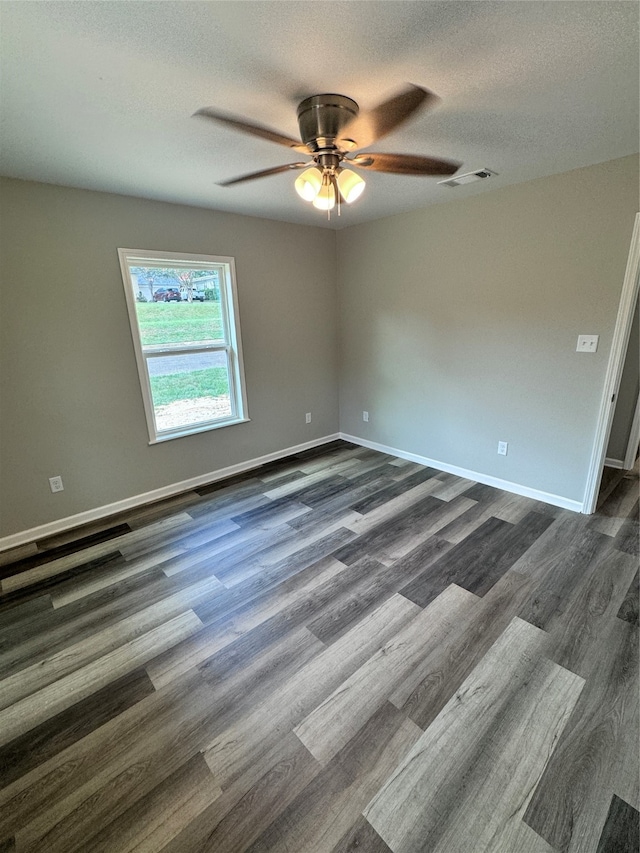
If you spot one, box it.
[194,85,461,214]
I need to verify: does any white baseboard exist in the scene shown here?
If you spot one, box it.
[2,430,586,553]
[340,433,585,513]
[0,434,341,553]
[604,457,626,470]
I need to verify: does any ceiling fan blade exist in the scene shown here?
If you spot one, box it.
[349,152,460,176]
[337,85,439,151]
[218,162,310,186]
[194,107,311,154]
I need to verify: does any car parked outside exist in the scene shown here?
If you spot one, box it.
[153,287,182,302]
[179,288,206,302]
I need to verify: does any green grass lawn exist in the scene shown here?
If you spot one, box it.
[136,302,223,346]
[137,303,228,406]
[149,367,230,406]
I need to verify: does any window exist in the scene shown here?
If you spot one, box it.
[118,248,248,443]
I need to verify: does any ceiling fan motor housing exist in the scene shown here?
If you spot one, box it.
[200,84,460,190]
[297,94,359,153]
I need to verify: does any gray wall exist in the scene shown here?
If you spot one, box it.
[607,294,639,463]
[337,155,638,503]
[0,179,339,537]
[1,155,637,540]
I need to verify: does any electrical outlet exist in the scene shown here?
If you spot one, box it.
[305,412,312,424]
[363,411,369,422]
[497,441,508,456]
[49,475,64,493]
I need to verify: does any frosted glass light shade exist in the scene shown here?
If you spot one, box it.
[294,168,322,201]
[337,169,365,203]
[312,176,336,210]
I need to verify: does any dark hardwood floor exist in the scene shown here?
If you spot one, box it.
[0,440,638,852]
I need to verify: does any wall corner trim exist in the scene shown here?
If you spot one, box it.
[582,212,640,513]
[339,433,585,513]
[0,434,340,553]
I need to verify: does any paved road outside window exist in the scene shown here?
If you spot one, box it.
[146,351,227,376]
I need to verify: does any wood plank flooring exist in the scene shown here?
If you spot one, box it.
[0,440,638,853]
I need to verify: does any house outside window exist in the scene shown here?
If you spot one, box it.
[118,248,248,443]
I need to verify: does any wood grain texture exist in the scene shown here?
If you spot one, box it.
[390,570,533,729]
[330,817,393,853]
[0,525,130,580]
[11,686,223,852]
[350,466,439,514]
[547,547,638,677]
[0,567,178,678]
[294,585,475,764]
[342,477,445,538]
[596,795,640,853]
[81,753,221,853]
[156,733,313,852]
[399,511,552,609]
[0,552,126,614]
[145,556,346,688]
[0,542,38,567]
[203,594,421,788]
[524,618,639,852]
[436,488,530,543]
[364,618,584,853]
[2,514,195,593]
[613,499,639,555]
[485,820,558,853]
[50,545,187,607]
[247,704,421,853]
[0,669,210,840]
[0,596,206,709]
[304,544,451,645]
[510,511,593,576]
[616,655,640,811]
[0,667,155,789]
[517,528,614,631]
[172,733,321,853]
[0,594,53,629]
[336,493,471,566]
[429,473,477,502]
[590,472,639,537]
[617,568,639,626]
[0,610,201,747]
[0,440,635,853]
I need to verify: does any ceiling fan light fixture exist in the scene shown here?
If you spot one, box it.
[200,85,458,215]
[312,174,336,210]
[337,168,366,203]
[294,167,323,201]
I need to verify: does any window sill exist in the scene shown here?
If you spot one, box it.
[149,416,250,445]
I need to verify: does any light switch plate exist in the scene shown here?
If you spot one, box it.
[576,334,599,353]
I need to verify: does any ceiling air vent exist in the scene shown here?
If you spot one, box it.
[438,168,497,188]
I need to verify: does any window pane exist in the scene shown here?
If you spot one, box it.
[119,249,247,442]
[147,351,232,432]
[132,274,224,347]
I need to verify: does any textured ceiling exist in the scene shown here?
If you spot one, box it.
[1,1,638,229]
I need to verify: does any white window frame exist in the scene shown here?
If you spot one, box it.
[118,248,249,444]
